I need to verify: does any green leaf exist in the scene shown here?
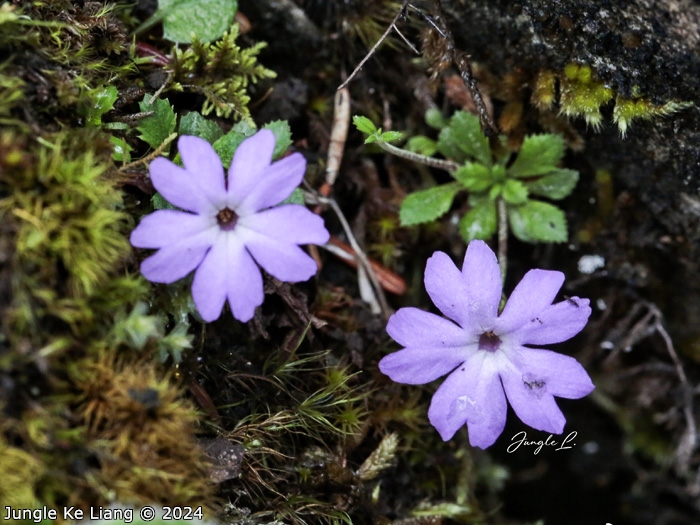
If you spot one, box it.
[399,182,461,226]
[212,129,250,167]
[232,119,257,137]
[152,192,177,210]
[280,187,305,205]
[508,134,565,177]
[364,132,380,144]
[425,108,447,129]
[459,194,497,242]
[179,111,223,143]
[137,94,177,150]
[380,130,404,143]
[263,120,293,159]
[110,136,132,163]
[353,115,378,135]
[79,86,118,127]
[406,136,438,157]
[502,179,529,205]
[508,200,568,243]
[438,111,491,166]
[213,121,290,166]
[524,168,579,200]
[453,162,493,192]
[160,0,238,43]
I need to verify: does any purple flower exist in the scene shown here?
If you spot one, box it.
[130,130,330,322]
[379,240,594,449]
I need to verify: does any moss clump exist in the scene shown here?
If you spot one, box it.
[168,26,276,120]
[558,63,614,130]
[530,64,691,135]
[0,430,44,508]
[0,131,132,339]
[71,350,213,507]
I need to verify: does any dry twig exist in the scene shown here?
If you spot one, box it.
[339,0,414,91]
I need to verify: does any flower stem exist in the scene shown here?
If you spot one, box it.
[376,140,460,172]
[497,197,508,284]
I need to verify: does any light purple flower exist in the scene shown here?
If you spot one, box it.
[379,240,594,449]
[131,130,330,322]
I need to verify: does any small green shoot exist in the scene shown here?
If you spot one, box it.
[352,116,404,144]
[355,110,579,244]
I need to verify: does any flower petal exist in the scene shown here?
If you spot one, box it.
[461,240,502,330]
[226,244,264,322]
[379,346,468,385]
[178,135,227,209]
[139,229,217,283]
[236,154,307,215]
[512,297,592,346]
[226,129,275,208]
[428,352,507,447]
[425,243,501,333]
[242,230,319,282]
[495,269,565,334]
[386,307,471,349]
[239,205,329,245]
[191,235,264,322]
[514,347,595,399]
[191,239,229,322]
[131,210,214,249]
[149,158,213,214]
[500,356,567,434]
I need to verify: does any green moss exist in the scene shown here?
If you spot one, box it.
[1,132,129,336]
[0,433,44,508]
[559,64,614,129]
[531,63,691,135]
[169,26,275,120]
[613,97,693,137]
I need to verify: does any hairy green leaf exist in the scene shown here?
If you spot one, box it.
[406,136,438,156]
[453,162,493,192]
[425,108,447,129]
[110,136,132,163]
[502,179,529,205]
[160,0,238,43]
[137,94,177,150]
[380,130,404,143]
[80,86,118,127]
[152,192,178,210]
[280,187,305,205]
[438,111,491,166]
[179,111,223,143]
[459,195,497,242]
[353,115,378,135]
[508,134,565,177]
[399,182,461,226]
[263,120,293,159]
[212,121,256,166]
[524,168,579,200]
[508,200,568,243]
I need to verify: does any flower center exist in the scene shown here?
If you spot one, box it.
[216,207,238,231]
[478,331,501,352]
